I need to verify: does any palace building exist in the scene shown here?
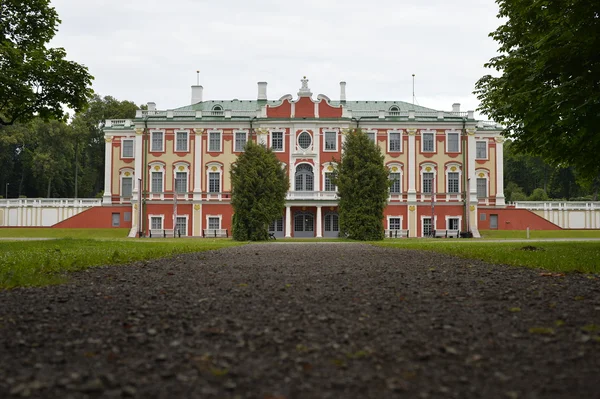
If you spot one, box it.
[101,77,508,238]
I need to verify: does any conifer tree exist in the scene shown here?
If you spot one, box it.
[333,129,390,240]
[230,140,289,241]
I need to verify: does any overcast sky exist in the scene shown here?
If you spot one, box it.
[49,0,502,116]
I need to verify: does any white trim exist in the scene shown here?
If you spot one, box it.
[445,130,461,153]
[119,168,135,199]
[475,169,490,202]
[150,130,165,152]
[475,139,488,160]
[321,162,338,192]
[269,128,285,152]
[121,137,135,158]
[206,162,223,198]
[174,214,189,236]
[388,163,403,195]
[322,129,339,152]
[364,129,377,143]
[419,162,437,194]
[173,163,190,196]
[233,129,249,152]
[174,130,190,152]
[420,129,436,153]
[387,129,403,152]
[297,130,313,151]
[420,215,438,237]
[149,214,165,230]
[148,162,165,199]
[445,215,462,231]
[207,129,223,152]
[387,215,404,230]
[445,163,462,197]
[206,214,222,230]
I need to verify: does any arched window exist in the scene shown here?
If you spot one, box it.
[389,105,400,113]
[295,164,314,191]
[212,105,223,111]
[294,212,314,233]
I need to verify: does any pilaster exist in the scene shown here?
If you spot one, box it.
[103,137,113,205]
[495,137,505,206]
[193,128,204,200]
[316,206,322,238]
[285,206,292,238]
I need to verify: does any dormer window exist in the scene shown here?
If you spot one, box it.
[211,105,223,115]
[389,106,400,115]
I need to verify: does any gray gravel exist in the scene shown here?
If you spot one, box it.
[1,243,599,399]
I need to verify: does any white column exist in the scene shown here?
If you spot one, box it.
[193,129,204,200]
[103,137,113,204]
[495,138,505,206]
[467,129,478,230]
[285,206,292,238]
[134,129,143,193]
[316,206,322,238]
[407,129,417,199]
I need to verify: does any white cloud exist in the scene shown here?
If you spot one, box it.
[48,0,501,117]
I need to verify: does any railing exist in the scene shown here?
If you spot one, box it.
[0,198,102,207]
[514,201,600,210]
[385,229,409,238]
[173,111,196,117]
[286,191,338,200]
[350,110,471,119]
[105,119,131,127]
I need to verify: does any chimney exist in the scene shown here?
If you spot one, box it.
[452,103,461,113]
[147,102,156,111]
[340,81,347,102]
[191,85,203,104]
[257,82,267,100]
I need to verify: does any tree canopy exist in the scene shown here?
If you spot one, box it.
[334,128,390,240]
[230,140,289,241]
[475,0,600,183]
[0,0,94,128]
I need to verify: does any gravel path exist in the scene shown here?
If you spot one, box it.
[1,243,599,399]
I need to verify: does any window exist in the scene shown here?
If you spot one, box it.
[422,172,434,193]
[324,131,337,151]
[476,141,487,159]
[151,171,163,193]
[389,173,401,194]
[448,217,460,231]
[151,132,163,152]
[112,213,120,227]
[175,216,187,236]
[122,139,134,158]
[490,214,498,229]
[176,131,188,152]
[208,172,220,193]
[389,106,400,115]
[448,172,459,193]
[271,131,283,151]
[324,213,339,232]
[477,178,487,198]
[151,216,162,230]
[389,132,401,152]
[324,172,336,191]
[447,132,459,152]
[208,217,220,230]
[175,172,187,194]
[234,131,247,152]
[122,177,133,197]
[295,164,314,191]
[269,217,284,232]
[480,213,487,221]
[366,131,376,143]
[294,213,314,232]
[209,131,222,152]
[124,212,131,222]
[389,217,401,230]
[422,132,434,152]
[423,218,432,236]
[298,131,312,150]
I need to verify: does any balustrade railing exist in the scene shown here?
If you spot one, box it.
[0,198,102,207]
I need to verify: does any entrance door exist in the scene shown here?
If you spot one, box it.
[269,217,284,238]
[324,213,339,237]
[294,212,314,238]
[490,214,498,229]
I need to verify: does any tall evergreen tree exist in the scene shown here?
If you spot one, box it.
[230,141,289,241]
[333,129,390,240]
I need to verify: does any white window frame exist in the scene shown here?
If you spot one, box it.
[445,130,461,153]
[387,216,403,230]
[208,130,223,152]
[388,163,403,196]
[388,130,402,152]
[119,169,134,199]
[476,170,489,200]
[445,164,462,195]
[365,129,377,143]
[475,140,488,160]
[175,130,189,152]
[321,163,337,192]
[150,130,165,152]
[419,164,437,195]
[420,215,438,237]
[121,138,134,158]
[445,216,462,231]
[173,163,189,195]
[206,215,222,230]
[175,215,189,236]
[149,214,164,230]
[297,131,312,151]
[148,163,165,198]
[206,163,223,198]
[270,130,285,152]
[323,130,338,152]
[421,130,436,153]
[233,129,248,152]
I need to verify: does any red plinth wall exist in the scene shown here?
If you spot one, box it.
[478,208,562,230]
[53,206,133,229]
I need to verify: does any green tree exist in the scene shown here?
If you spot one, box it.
[0,0,93,128]
[475,0,600,183]
[333,129,390,241]
[528,188,549,201]
[230,141,289,241]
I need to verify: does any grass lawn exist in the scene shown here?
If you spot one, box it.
[480,229,600,239]
[373,241,600,274]
[0,228,129,239]
[0,238,245,289]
